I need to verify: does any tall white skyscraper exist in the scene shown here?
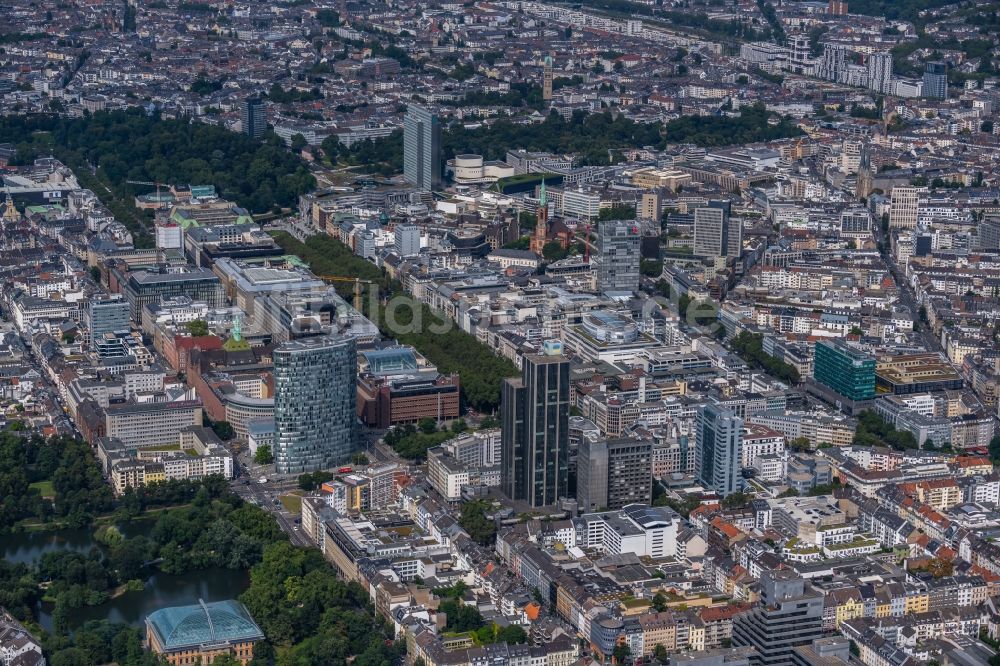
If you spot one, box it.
[867,52,893,94]
[819,44,849,83]
[403,105,441,191]
[787,35,813,75]
[841,140,863,173]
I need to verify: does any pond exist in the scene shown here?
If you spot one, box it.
[1,527,100,565]
[0,526,251,631]
[37,567,251,631]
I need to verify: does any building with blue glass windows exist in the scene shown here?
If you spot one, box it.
[85,295,130,347]
[814,339,876,401]
[696,403,743,497]
[403,105,441,191]
[273,332,357,473]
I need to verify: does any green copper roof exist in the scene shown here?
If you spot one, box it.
[223,336,251,352]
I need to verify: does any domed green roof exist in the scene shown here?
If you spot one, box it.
[146,600,264,651]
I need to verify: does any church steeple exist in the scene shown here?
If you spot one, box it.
[530,180,549,254]
[222,314,250,352]
[856,143,873,200]
[1,188,20,226]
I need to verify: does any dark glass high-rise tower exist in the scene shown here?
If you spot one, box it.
[241,97,265,139]
[501,341,570,507]
[923,62,947,100]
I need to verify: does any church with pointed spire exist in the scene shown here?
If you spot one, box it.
[222,315,251,353]
[528,180,573,256]
[856,143,873,200]
[1,189,20,229]
[530,180,549,254]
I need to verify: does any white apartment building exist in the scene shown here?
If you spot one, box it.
[741,423,786,469]
[577,504,679,558]
[104,400,203,447]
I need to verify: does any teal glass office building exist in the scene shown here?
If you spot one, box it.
[814,339,876,401]
[274,334,357,473]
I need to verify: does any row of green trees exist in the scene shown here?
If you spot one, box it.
[0,32,47,44]
[268,232,383,290]
[327,105,802,174]
[580,0,774,41]
[387,301,518,412]
[729,332,801,384]
[848,0,958,21]
[853,410,919,450]
[661,104,802,147]
[442,83,546,111]
[756,0,787,45]
[268,232,518,412]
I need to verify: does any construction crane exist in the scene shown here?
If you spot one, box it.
[318,275,376,312]
[125,179,175,202]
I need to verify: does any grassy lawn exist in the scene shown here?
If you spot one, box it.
[147,443,180,451]
[29,480,55,497]
[279,494,302,514]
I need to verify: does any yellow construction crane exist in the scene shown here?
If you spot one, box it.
[318,275,376,312]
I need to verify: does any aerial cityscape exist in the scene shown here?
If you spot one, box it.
[3,0,1000,665]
